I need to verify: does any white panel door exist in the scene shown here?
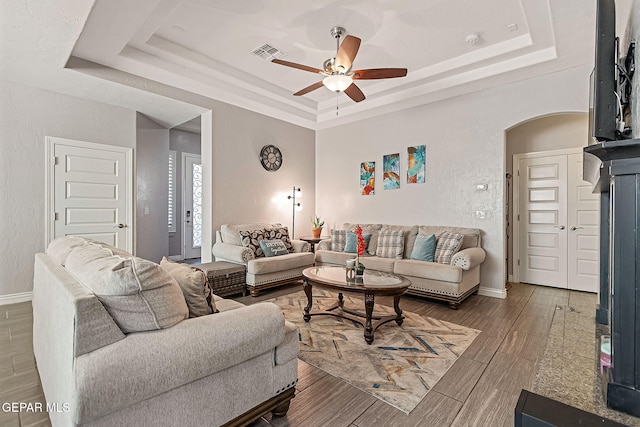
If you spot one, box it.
[49,137,132,251]
[567,153,600,292]
[519,155,568,288]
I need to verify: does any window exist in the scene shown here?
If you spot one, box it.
[168,150,176,232]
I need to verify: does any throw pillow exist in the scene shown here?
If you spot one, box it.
[375,230,405,259]
[259,239,289,257]
[160,257,216,318]
[410,234,437,262]
[434,231,464,264]
[330,229,347,252]
[343,232,372,254]
[264,227,294,252]
[239,229,266,257]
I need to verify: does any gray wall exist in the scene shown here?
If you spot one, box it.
[135,113,170,263]
[168,128,201,257]
[505,113,589,276]
[0,80,136,298]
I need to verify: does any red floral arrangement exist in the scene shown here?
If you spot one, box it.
[355,226,366,256]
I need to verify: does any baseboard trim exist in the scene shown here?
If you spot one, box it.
[478,286,507,299]
[168,255,183,261]
[0,291,33,306]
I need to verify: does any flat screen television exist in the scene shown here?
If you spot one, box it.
[589,0,617,143]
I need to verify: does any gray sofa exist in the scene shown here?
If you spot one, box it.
[212,223,315,296]
[33,237,299,426]
[315,223,486,308]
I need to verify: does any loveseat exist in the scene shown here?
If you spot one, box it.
[315,223,486,308]
[212,223,315,296]
[33,237,299,426]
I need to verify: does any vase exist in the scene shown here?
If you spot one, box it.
[355,255,365,277]
[311,227,322,238]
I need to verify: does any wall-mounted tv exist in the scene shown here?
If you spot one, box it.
[589,0,617,143]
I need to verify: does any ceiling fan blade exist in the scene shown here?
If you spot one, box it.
[352,68,408,80]
[293,81,324,96]
[344,83,365,102]
[335,35,361,71]
[271,59,324,74]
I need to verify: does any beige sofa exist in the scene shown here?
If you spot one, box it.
[315,223,486,308]
[212,223,315,296]
[33,237,299,426]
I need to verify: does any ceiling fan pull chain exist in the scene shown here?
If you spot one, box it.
[336,93,339,116]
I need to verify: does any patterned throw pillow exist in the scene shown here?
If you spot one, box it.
[239,229,266,257]
[375,230,405,259]
[264,227,294,252]
[259,239,289,257]
[434,231,464,264]
[331,229,347,252]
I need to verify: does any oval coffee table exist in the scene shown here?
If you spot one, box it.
[301,266,411,345]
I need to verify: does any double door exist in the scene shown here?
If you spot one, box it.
[516,150,599,292]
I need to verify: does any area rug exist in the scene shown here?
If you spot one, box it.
[268,290,481,414]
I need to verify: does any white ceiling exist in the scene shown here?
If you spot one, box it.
[0,0,633,130]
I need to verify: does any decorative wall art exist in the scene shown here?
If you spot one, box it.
[383,153,400,190]
[407,145,426,184]
[360,162,375,195]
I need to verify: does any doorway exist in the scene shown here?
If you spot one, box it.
[182,153,202,260]
[513,148,599,292]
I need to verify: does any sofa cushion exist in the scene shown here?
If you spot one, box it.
[263,227,293,252]
[418,226,481,249]
[160,257,216,318]
[46,236,89,265]
[239,229,267,257]
[259,239,289,257]
[330,229,347,251]
[343,223,383,255]
[376,230,405,259]
[221,223,281,246]
[344,232,372,254]
[315,249,356,267]
[358,256,396,273]
[66,243,188,333]
[434,232,464,264]
[410,234,436,262]
[394,259,462,283]
[247,252,315,275]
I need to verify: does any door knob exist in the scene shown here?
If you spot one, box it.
[114,223,126,229]
[553,225,565,230]
[570,226,584,231]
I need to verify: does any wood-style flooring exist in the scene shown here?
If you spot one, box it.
[1,282,635,426]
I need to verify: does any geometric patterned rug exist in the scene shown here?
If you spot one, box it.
[267,289,481,414]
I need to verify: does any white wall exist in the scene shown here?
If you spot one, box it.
[209,102,316,241]
[0,80,136,299]
[136,113,170,263]
[316,65,592,296]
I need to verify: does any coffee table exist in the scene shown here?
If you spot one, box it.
[301,266,411,344]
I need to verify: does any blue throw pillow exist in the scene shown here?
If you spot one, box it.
[410,234,436,262]
[343,232,372,253]
[259,239,289,257]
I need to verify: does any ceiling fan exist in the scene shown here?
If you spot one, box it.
[272,26,407,103]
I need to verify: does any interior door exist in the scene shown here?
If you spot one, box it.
[518,155,568,288]
[567,153,600,292]
[182,153,202,259]
[49,137,132,250]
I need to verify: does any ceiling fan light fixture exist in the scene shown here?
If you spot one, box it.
[323,74,353,92]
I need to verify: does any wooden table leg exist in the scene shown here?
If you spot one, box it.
[338,292,344,309]
[303,279,312,322]
[364,292,374,345]
[394,295,404,326]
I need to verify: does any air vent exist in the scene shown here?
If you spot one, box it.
[252,44,287,60]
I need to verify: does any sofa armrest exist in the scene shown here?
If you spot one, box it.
[450,247,486,270]
[316,239,332,251]
[291,239,310,253]
[74,303,285,424]
[212,241,255,263]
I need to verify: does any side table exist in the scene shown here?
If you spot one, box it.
[299,236,324,253]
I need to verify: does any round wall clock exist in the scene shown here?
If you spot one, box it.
[259,144,283,171]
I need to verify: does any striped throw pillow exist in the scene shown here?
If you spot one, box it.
[434,231,464,264]
[331,229,347,252]
[375,230,405,259]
